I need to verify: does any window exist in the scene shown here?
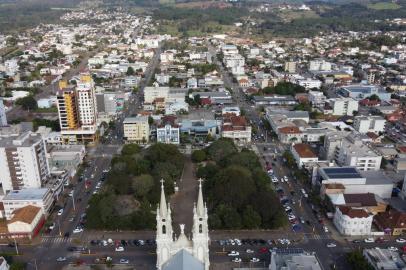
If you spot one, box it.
[199,224,202,233]
[162,225,166,234]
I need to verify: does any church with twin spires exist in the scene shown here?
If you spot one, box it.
[156,179,210,270]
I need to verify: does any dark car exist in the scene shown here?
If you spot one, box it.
[64,232,70,238]
[352,239,361,243]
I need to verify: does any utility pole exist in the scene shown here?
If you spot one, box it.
[13,238,18,255]
[72,190,76,211]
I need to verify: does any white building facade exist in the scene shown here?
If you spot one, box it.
[156,125,180,144]
[353,116,386,134]
[333,206,373,236]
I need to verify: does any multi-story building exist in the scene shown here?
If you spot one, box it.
[308,91,326,107]
[328,97,359,116]
[221,115,252,145]
[284,61,297,73]
[309,59,332,71]
[144,86,170,103]
[0,98,7,126]
[2,188,53,220]
[363,248,406,270]
[57,75,98,144]
[339,84,391,101]
[0,132,49,193]
[269,249,322,270]
[333,206,373,236]
[353,116,386,134]
[291,143,319,167]
[157,124,180,144]
[123,116,150,144]
[296,78,322,89]
[325,134,382,171]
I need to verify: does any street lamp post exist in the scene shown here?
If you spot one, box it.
[13,238,18,255]
[72,190,76,211]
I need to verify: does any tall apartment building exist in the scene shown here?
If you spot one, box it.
[329,97,359,116]
[284,61,297,73]
[0,98,7,126]
[57,75,98,144]
[308,91,326,108]
[353,116,386,134]
[0,132,49,193]
[123,116,150,144]
[334,134,382,171]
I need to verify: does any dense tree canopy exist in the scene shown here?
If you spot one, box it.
[86,143,184,230]
[198,140,287,229]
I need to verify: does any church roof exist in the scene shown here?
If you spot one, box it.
[162,249,204,270]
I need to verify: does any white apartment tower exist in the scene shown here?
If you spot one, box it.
[0,132,49,193]
[57,75,98,144]
[0,98,7,126]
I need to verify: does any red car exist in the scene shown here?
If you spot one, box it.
[259,247,268,254]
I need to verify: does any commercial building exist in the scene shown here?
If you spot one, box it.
[123,116,150,144]
[7,205,44,239]
[339,85,391,101]
[252,95,297,106]
[374,210,406,236]
[296,78,322,89]
[317,167,393,199]
[0,98,7,126]
[180,120,220,137]
[269,249,322,270]
[309,59,332,71]
[333,206,373,236]
[2,188,53,220]
[221,115,252,145]
[144,86,170,103]
[57,75,98,144]
[291,143,319,167]
[363,248,406,270]
[0,132,49,192]
[353,116,386,134]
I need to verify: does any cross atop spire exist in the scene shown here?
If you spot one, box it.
[197,178,204,216]
[159,179,167,218]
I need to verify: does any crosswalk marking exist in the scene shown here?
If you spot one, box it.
[303,233,332,240]
[41,237,72,244]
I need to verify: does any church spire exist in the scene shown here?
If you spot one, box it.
[159,179,167,218]
[197,178,204,216]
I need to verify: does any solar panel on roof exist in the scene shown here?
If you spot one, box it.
[322,167,362,179]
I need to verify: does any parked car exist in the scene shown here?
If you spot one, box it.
[364,238,375,243]
[396,238,406,243]
[119,259,129,264]
[56,257,67,262]
[250,258,260,263]
[115,246,125,252]
[326,243,336,248]
[228,251,239,256]
[57,209,64,216]
[232,257,242,263]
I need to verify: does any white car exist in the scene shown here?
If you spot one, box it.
[388,246,398,252]
[119,259,129,264]
[57,209,64,216]
[396,238,406,243]
[232,257,242,263]
[288,215,296,221]
[228,251,239,256]
[68,191,74,197]
[323,226,329,233]
[364,238,375,243]
[246,249,254,254]
[56,257,67,262]
[272,178,279,183]
[283,176,288,182]
[73,228,83,234]
[115,246,125,252]
[284,206,292,212]
[326,243,336,248]
[49,223,55,230]
[234,239,242,246]
[250,258,260,263]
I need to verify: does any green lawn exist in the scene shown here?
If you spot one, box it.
[367,2,401,10]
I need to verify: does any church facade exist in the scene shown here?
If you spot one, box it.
[156,179,210,270]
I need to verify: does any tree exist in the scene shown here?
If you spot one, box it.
[191,150,207,163]
[148,116,154,126]
[193,94,201,106]
[126,67,135,76]
[121,144,141,156]
[242,205,262,228]
[346,250,374,270]
[206,138,238,163]
[132,174,154,198]
[16,95,37,111]
[368,94,380,101]
[10,262,26,270]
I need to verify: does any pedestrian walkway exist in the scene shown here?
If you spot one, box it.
[303,233,332,240]
[41,236,72,245]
